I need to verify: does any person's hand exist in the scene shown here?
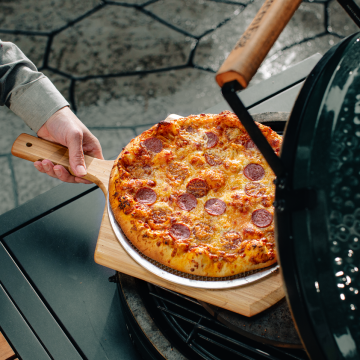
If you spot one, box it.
[34,106,104,184]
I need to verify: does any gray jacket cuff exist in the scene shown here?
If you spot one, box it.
[9,76,69,133]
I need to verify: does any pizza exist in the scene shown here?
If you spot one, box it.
[109,111,282,277]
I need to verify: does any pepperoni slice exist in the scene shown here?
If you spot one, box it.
[169,223,191,240]
[142,137,163,153]
[135,187,157,204]
[177,193,197,211]
[245,182,266,197]
[244,163,265,181]
[204,153,222,166]
[204,198,226,216]
[252,209,273,228]
[205,132,219,148]
[186,178,209,198]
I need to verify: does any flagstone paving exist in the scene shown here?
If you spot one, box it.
[0,0,355,215]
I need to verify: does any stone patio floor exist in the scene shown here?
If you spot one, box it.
[0,0,357,215]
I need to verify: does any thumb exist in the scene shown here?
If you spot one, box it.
[67,130,87,177]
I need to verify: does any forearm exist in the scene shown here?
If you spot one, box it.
[0,40,69,132]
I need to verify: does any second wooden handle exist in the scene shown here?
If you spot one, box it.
[11,133,114,194]
[216,0,302,89]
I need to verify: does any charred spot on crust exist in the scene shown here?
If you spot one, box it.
[249,251,274,264]
[156,120,177,139]
[118,196,132,211]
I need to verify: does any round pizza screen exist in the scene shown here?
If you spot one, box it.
[109,111,282,277]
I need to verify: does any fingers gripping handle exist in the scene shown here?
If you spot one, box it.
[11,133,99,185]
[216,0,303,89]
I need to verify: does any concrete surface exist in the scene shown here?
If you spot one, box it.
[0,0,356,214]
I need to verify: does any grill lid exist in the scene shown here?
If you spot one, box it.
[219,29,360,360]
[275,33,360,359]
[217,1,360,356]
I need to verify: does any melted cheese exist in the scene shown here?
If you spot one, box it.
[112,112,282,275]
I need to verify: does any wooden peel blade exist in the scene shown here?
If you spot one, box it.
[11,133,114,195]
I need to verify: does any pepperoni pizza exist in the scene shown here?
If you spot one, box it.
[109,111,282,277]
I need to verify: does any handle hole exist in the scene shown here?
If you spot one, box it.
[26,142,33,147]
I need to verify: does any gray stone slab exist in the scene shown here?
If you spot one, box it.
[256,34,340,84]
[266,2,325,55]
[0,0,99,32]
[49,5,192,77]
[75,68,222,128]
[89,128,135,159]
[42,70,72,104]
[0,157,16,216]
[328,0,360,37]
[135,124,155,136]
[12,156,62,206]
[147,0,242,37]
[0,0,353,220]
[110,0,146,4]
[193,0,263,72]
[0,107,34,156]
[76,68,222,127]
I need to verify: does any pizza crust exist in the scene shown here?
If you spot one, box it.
[109,111,281,277]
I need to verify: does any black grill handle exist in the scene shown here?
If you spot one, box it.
[337,0,360,28]
[222,81,287,180]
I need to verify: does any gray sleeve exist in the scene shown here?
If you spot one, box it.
[0,40,69,133]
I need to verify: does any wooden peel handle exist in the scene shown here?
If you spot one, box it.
[11,133,113,194]
[216,0,303,89]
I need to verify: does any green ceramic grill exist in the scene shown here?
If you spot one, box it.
[216,0,360,358]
